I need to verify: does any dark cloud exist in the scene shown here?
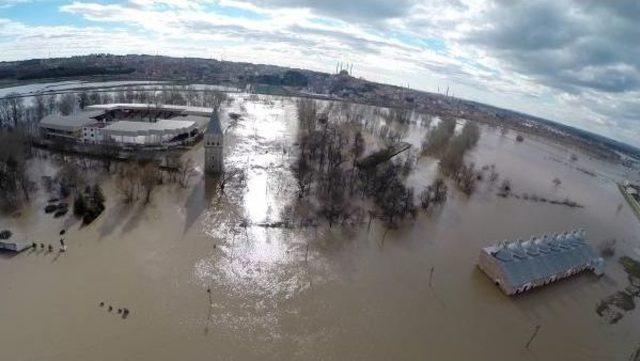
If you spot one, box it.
[466,0,640,94]
[469,2,579,51]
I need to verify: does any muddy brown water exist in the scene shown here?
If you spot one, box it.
[1,95,640,360]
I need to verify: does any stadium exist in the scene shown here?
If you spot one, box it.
[38,103,214,147]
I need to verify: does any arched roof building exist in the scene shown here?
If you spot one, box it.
[478,230,604,295]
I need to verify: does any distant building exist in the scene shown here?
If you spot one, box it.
[478,230,604,295]
[39,103,213,147]
[204,111,223,174]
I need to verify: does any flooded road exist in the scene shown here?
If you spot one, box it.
[1,94,640,360]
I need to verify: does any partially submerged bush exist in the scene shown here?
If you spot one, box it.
[54,208,68,218]
[499,179,512,194]
[420,178,448,211]
[422,117,456,155]
[599,239,616,258]
[74,185,105,225]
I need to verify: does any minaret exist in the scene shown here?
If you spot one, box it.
[205,111,223,175]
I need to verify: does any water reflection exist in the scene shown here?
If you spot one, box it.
[195,96,309,337]
[1,93,638,360]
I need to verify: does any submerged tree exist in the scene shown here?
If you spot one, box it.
[140,163,161,205]
[420,178,448,211]
[296,98,318,133]
[73,192,87,217]
[203,90,227,112]
[74,184,106,225]
[58,93,77,115]
[0,94,25,128]
[422,117,456,155]
[0,130,32,212]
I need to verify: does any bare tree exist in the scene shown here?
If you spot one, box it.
[96,142,119,173]
[34,94,47,121]
[58,93,77,115]
[456,163,477,195]
[292,153,312,197]
[0,97,10,128]
[224,112,241,134]
[499,179,512,195]
[0,93,24,128]
[598,239,616,258]
[352,131,365,161]
[115,89,127,103]
[116,163,140,203]
[88,91,102,105]
[176,157,196,187]
[0,130,31,211]
[422,117,456,155]
[46,94,57,114]
[420,178,448,211]
[296,98,318,133]
[319,166,347,227]
[140,163,161,204]
[78,91,89,109]
[56,161,83,198]
[218,167,245,194]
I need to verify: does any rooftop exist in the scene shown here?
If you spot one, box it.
[39,104,212,135]
[87,103,214,117]
[207,111,222,135]
[104,119,197,134]
[39,110,103,130]
[482,231,602,287]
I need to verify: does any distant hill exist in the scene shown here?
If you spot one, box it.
[1,54,638,161]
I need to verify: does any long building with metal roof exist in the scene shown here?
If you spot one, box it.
[478,230,604,295]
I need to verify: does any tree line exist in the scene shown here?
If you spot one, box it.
[291,99,450,228]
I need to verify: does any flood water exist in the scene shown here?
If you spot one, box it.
[1,94,640,360]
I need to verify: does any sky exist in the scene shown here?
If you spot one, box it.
[0,0,639,146]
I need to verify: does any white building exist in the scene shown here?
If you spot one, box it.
[39,110,104,141]
[39,103,213,147]
[82,124,106,143]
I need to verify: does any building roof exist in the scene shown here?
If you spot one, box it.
[87,103,214,117]
[104,119,197,135]
[39,110,103,131]
[483,231,600,287]
[40,104,213,138]
[207,111,222,135]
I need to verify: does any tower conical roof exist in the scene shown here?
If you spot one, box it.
[207,111,222,135]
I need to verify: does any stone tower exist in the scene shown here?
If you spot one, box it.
[204,111,223,175]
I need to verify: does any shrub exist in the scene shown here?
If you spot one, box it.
[599,239,616,258]
[73,184,106,225]
[422,117,456,155]
[73,193,87,216]
[54,209,68,218]
[0,230,11,240]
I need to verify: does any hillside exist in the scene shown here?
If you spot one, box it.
[1,54,638,161]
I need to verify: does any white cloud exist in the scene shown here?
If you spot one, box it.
[0,0,639,146]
